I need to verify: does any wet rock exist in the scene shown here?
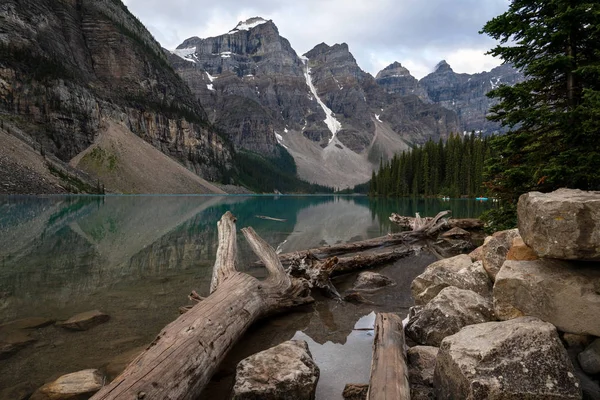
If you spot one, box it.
[518,189,600,261]
[0,329,37,359]
[408,346,439,386]
[232,340,319,400]
[434,317,581,400]
[441,227,471,239]
[562,333,594,349]
[406,287,495,346]
[342,291,375,304]
[481,228,520,281]
[342,383,368,400]
[57,310,109,331]
[352,271,395,291]
[0,382,36,400]
[494,259,600,336]
[104,346,145,379]
[30,369,104,400]
[411,255,491,305]
[506,237,539,261]
[0,317,55,330]
[579,339,600,375]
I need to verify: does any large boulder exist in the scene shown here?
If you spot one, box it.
[518,189,600,261]
[406,287,495,346]
[411,255,491,305]
[232,340,319,400]
[506,237,539,261]
[30,369,104,400]
[578,339,600,375]
[57,310,109,331]
[352,271,395,291]
[494,259,600,336]
[434,317,582,400]
[481,228,521,281]
[408,346,439,386]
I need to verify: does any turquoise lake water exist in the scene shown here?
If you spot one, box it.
[0,195,493,399]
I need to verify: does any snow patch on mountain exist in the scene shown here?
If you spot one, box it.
[172,47,197,63]
[301,58,342,144]
[229,17,268,34]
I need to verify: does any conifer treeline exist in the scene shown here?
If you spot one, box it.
[369,133,492,197]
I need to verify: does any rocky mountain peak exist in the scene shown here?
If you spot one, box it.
[434,60,453,73]
[375,62,412,79]
[228,17,271,34]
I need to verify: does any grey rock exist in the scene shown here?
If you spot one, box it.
[481,228,520,281]
[376,62,431,101]
[494,259,600,336]
[434,317,582,400]
[518,189,600,261]
[579,339,600,375]
[57,310,109,331]
[30,369,104,400]
[406,287,495,346]
[411,254,491,305]
[352,271,395,291]
[408,346,439,386]
[233,340,319,400]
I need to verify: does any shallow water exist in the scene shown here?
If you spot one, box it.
[0,195,491,399]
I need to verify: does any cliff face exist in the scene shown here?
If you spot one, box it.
[375,62,430,101]
[0,0,232,192]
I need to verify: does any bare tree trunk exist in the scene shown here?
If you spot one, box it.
[91,212,313,400]
[390,212,482,231]
[367,313,410,400]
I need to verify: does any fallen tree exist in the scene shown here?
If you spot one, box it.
[390,212,483,231]
[91,212,313,400]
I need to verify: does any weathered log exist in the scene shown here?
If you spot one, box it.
[367,313,410,400]
[266,211,451,268]
[91,212,313,400]
[390,213,483,231]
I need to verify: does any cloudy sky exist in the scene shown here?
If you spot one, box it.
[122,0,509,79]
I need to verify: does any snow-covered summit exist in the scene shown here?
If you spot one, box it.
[228,17,269,34]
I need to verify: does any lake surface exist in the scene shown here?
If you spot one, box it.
[0,195,492,399]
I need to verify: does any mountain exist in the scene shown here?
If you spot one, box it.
[170,18,459,188]
[0,0,232,194]
[376,60,525,134]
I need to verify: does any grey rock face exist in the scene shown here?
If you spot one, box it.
[233,340,319,400]
[376,62,430,101]
[0,0,232,191]
[434,317,582,400]
[494,259,600,336]
[419,61,525,134]
[411,255,492,305]
[578,339,600,375]
[406,286,495,346]
[481,229,521,281]
[518,189,600,261]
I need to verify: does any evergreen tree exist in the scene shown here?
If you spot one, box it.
[481,0,600,205]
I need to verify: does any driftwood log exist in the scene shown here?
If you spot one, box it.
[390,212,483,231]
[91,212,313,400]
[367,313,410,400]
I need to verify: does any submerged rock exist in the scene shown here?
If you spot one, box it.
[579,339,600,375]
[494,259,600,336]
[0,329,37,359]
[481,228,520,281]
[434,317,581,400]
[411,255,491,305]
[518,189,600,261]
[0,317,55,330]
[406,286,494,346]
[30,369,104,400]
[232,340,319,400]
[352,271,395,291]
[57,310,109,331]
[0,382,36,400]
[342,383,368,400]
